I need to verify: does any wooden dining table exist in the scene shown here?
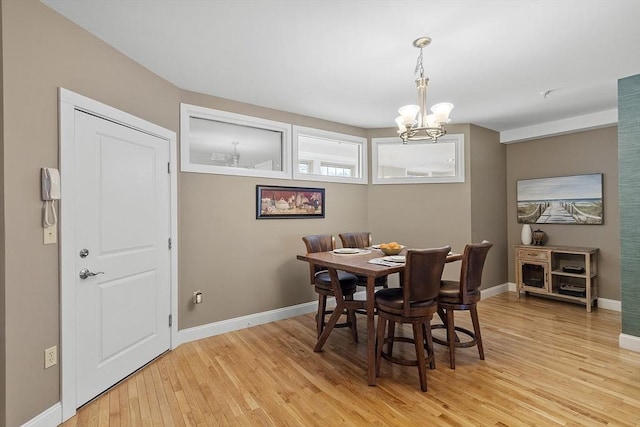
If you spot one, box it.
[297,248,462,386]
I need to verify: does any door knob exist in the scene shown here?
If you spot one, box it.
[79,268,104,279]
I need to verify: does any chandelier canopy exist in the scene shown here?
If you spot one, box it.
[395,37,453,143]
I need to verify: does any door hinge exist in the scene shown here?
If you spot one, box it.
[169,314,172,327]
[167,162,171,174]
[168,237,172,250]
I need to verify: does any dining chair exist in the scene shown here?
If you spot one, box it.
[431,240,493,369]
[339,232,388,289]
[374,246,451,391]
[302,234,359,342]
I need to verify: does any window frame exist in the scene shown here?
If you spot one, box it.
[180,103,292,179]
[371,134,465,184]
[292,125,367,184]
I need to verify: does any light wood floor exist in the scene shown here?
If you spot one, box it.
[61,292,640,426]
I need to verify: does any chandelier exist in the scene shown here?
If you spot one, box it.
[395,37,454,143]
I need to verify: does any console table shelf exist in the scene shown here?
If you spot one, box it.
[514,245,599,312]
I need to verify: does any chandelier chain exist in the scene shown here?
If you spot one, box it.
[414,48,424,78]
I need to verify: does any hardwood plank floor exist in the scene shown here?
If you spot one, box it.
[61,292,640,426]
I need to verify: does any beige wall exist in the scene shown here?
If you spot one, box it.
[505,127,620,300]
[178,90,369,328]
[469,125,508,288]
[366,124,508,286]
[0,1,6,423]
[366,124,472,283]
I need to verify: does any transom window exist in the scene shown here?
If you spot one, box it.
[293,126,367,184]
[372,134,465,184]
[180,103,292,179]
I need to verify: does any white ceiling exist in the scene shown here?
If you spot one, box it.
[41,0,640,140]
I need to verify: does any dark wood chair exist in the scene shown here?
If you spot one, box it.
[374,246,451,391]
[431,240,493,369]
[302,235,359,342]
[339,232,388,289]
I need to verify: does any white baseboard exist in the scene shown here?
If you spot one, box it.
[619,333,640,352]
[482,283,510,299]
[597,298,621,312]
[21,403,61,427]
[176,300,319,346]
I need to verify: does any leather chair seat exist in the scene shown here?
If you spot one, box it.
[438,280,480,304]
[314,270,358,293]
[375,288,438,316]
[356,275,388,288]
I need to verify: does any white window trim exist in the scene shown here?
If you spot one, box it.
[180,103,292,179]
[293,125,367,184]
[372,134,465,184]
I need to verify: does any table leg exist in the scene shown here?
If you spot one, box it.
[366,276,376,386]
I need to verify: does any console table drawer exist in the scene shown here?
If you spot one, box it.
[516,248,550,261]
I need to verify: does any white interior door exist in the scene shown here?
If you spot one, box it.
[74,110,171,406]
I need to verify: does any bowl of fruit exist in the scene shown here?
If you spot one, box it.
[379,242,405,255]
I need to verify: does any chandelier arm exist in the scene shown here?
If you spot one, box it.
[399,124,447,143]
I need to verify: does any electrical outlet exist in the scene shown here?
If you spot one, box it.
[44,345,57,369]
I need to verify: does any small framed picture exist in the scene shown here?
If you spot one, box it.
[256,185,325,219]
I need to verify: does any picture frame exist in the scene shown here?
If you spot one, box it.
[256,185,325,219]
[517,173,603,225]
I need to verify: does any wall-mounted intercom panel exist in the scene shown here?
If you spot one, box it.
[41,167,60,244]
[41,167,61,201]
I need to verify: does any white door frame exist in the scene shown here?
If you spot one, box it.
[58,88,179,422]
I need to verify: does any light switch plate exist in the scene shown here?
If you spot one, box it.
[44,225,57,245]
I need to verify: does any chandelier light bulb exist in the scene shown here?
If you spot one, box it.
[431,102,454,124]
[425,113,438,128]
[398,104,420,127]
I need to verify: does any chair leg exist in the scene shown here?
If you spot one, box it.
[386,320,396,356]
[317,295,327,338]
[470,305,484,360]
[347,307,358,343]
[437,306,446,325]
[446,308,456,369]
[375,315,387,378]
[423,319,436,370]
[412,322,427,392]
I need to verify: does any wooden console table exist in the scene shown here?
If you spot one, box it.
[514,245,599,312]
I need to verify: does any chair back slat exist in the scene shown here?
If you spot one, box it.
[459,240,493,304]
[302,235,336,282]
[403,246,451,317]
[339,232,372,249]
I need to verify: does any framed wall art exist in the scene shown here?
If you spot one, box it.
[517,173,603,225]
[256,185,325,219]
